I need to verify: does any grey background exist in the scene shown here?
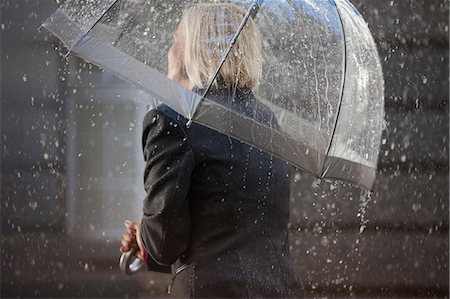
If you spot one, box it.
[1,0,448,298]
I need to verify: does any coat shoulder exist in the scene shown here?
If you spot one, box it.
[143,104,188,129]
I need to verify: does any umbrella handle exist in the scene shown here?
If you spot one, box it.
[119,248,145,275]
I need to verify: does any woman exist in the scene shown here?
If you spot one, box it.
[120,3,304,298]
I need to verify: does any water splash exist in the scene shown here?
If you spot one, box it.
[357,189,372,233]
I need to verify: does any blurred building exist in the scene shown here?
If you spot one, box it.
[1,0,448,298]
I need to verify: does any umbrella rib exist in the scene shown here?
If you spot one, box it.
[71,0,119,51]
[199,0,263,103]
[322,0,348,174]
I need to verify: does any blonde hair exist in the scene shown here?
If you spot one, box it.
[180,3,262,91]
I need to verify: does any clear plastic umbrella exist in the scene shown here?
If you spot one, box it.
[42,0,384,190]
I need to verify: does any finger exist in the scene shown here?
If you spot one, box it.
[124,220,137,229]
[122,233,136,242]
[126,227,137,236]
[124,220,137,233]
[120,243,130,252]
[121,238,138,248]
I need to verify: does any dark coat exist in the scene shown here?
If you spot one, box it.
[139,87,304,298]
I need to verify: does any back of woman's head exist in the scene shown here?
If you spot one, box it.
[181,3,262,91]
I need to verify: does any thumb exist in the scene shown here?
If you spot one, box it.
[135,223,142,244]
[135,223,146,261]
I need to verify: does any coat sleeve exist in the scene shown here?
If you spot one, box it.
[139,107,195,272]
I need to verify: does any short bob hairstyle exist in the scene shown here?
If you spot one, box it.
[180,3,262,91]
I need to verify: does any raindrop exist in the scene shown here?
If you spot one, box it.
[359,225,366,234]
[29,202,38,210]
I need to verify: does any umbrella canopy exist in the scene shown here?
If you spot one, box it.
[42,0,384,190]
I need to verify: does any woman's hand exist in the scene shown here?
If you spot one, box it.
[119,220,146,261]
